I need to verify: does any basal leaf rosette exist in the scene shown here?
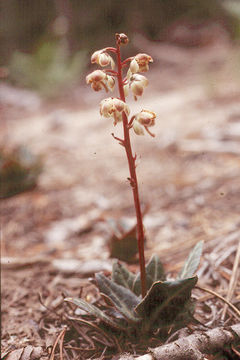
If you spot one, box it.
[65,244,202,338]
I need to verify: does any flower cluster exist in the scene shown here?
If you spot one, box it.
[124,53,153,101]
[86,34,156,136]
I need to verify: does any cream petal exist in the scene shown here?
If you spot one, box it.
[130,59,139,73]
[131,82,144,97]
[133,120,144,135]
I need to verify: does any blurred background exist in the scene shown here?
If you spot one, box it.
[1,0,240,247]
[1,0,240,98]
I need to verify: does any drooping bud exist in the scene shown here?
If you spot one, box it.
[100,97,130,125]
[91,49,115,69]
[116,33,129,45]
[132,119,144,135]
[135,109,156,127]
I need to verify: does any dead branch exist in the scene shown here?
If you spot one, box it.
[119,323,240,360]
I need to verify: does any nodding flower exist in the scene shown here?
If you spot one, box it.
[91,49,115,69]
[128,74,149,100]
[135,109,156,127]
[86,70,115,92]
[130,53,153,74]
[132,110,156,136]
[100,97,130,126]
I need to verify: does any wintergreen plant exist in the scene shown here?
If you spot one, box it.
[86,33,156,297]
[65,33,203,340]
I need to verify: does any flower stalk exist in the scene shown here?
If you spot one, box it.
[115,34,147,297]
[86,33,156,298]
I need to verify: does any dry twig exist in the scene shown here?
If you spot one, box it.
[119,323,240,360]
[49,328,66,360]
[196,285,240,321]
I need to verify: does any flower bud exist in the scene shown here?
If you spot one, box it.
[132,119,144,135]
[91,49,115,69]
[135,109,156,127]
[116,33,129,45]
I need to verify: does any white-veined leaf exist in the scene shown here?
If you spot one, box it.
[178,241,203,279]
[65,297,127,330]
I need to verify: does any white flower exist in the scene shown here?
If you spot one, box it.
[86,70,115,92]
[129,74,149,100]
[100,97,130,125]
[132,119,144,135]
[91,49,115,69]
[135,109,156,127]
[132,110,156,137]
[129,53,153,73]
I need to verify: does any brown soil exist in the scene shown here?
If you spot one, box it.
[1,35,240,359]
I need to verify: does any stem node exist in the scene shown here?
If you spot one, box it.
[111,133,125,145]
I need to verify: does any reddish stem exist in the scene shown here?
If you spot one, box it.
[105,47,117,53]
[104,69,118,75]
[121,57,133,66]
[128,115,136,128]
[115,37,147,298]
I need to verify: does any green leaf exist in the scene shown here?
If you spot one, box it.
[133,255,166,296]
[112,261,135,290]
[146,254,166,283]
[135,277,198,329]
[64,297,127,330]
[95,273,140,322]
[178,241,203,279]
